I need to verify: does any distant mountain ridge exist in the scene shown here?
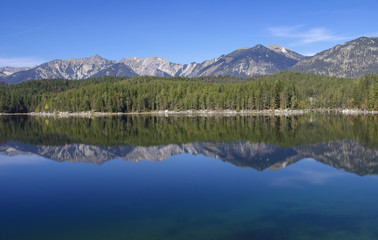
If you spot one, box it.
[0,66,31,77]
[0,36,377,83]
[290,37,378,78]
[0,45,305,84]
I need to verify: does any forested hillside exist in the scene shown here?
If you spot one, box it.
[0,72,377,113]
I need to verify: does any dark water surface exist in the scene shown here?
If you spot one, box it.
[0,114,377,240]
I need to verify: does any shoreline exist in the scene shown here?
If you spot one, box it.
[0,109,377,118]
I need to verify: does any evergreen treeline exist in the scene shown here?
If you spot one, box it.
[0,114,377,148]
[0,72,377,113]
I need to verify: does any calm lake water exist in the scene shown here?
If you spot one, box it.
[0,114,377,240]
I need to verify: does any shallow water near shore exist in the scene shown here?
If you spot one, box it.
[0,114,377,239]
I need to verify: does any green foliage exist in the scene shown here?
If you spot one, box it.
[0,72,377,113]
[0,114,377,148]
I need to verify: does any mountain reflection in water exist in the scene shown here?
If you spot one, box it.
[1,139,377,176]
[1,114,378,240]
[0,114,377,175]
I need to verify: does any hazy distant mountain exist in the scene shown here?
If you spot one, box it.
[1,140,377,175]
[290,37,378,78]
[0,66,31,76]
[0,55,115,84]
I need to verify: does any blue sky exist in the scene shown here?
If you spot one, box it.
[1,0,377,67]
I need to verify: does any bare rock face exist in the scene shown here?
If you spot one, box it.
[179,58,220,77]
[119,57,183,77]
[290,37,378,78]
[91,62,138,77]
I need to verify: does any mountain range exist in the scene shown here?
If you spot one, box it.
[0,36,377,84]
[0,66,31,77]
[1,140,377,175]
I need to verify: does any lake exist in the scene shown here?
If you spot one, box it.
[0,114,377,240]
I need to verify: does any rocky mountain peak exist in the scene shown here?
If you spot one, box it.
[128,56,141,61]
[145,56,169,63]
[353,36,377,43]
[119,56,182,77]
[236,47,250,51]
[77,55,112,64]
[192,43,300,77]
[226,44,270,58]
[88,54,105,61]
[254,44,265,49]
[267,45,287,53]
[267,45,307,61]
